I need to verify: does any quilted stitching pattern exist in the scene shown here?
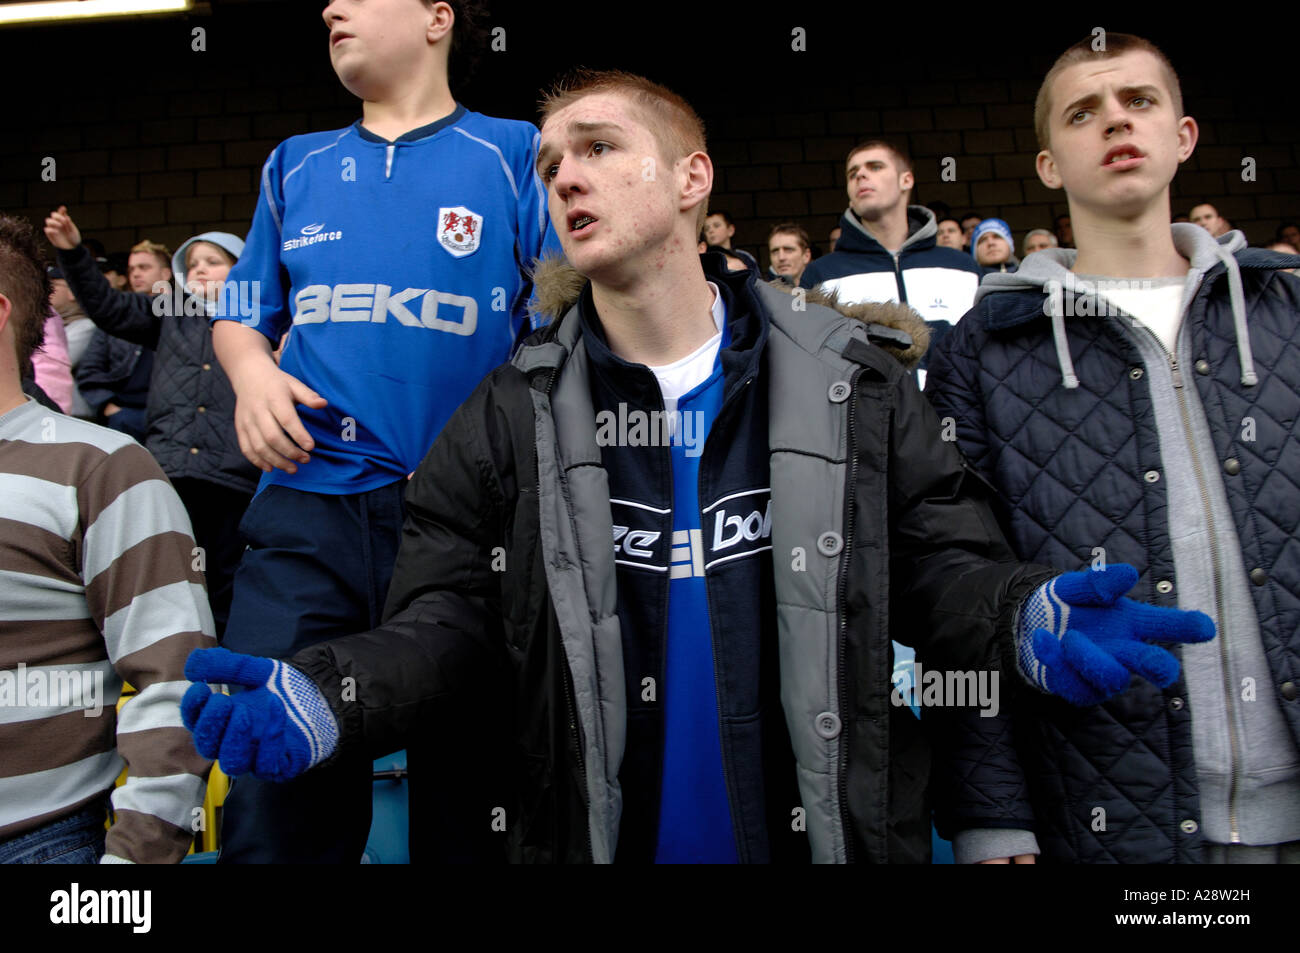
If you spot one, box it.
[926,264,1300,863]
[145,309,258,494]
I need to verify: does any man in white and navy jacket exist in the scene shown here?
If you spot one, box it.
[800,139,982,382]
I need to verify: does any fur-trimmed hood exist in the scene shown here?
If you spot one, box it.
[529,256,931,370]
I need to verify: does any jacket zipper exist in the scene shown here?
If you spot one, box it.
[1136,322,1242,844]
[835,367,862,863]
[543,364,594,862]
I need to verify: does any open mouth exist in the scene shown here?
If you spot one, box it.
[331,33,353,47]
[569,214,597,233]
[1103,146,1144,167]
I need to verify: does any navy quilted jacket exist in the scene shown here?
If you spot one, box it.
[924,237,1300,863]
[57,243,258,495]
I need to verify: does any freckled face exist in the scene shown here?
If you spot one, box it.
[538,92,686,282]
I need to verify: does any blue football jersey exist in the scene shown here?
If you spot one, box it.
[215,105,551,494]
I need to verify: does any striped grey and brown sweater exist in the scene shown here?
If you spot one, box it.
[0,398,214,863]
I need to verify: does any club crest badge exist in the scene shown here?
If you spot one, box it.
[438,206,483,258]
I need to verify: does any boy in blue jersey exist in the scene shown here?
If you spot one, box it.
[209,0,550,862]
[184,71,1214,864]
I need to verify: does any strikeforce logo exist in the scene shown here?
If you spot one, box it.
[283,222,344,252]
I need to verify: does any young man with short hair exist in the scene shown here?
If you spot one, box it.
[799,140,982,371]
[926,33,1300,863]
[766,222,811,285]
[183,70,1212,865]
[935,217,965,251]
[703,209,758,271]
[1190,202,1230,238]
[0,214,214,864]
[209,0,551,863]
[126,240,172,295]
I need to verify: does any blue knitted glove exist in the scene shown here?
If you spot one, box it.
[1017,564,1216,705]
[181,647,339,782]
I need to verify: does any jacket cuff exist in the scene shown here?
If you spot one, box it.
[952,828,1040,864]
[56,243,94,269]
[997,566,1057,689]
[289,647,361,770]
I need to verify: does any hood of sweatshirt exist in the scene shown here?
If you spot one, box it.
[530,254,932,370]
[172,231,245,317]
[834,205,938,258]
[973,223,1257,390]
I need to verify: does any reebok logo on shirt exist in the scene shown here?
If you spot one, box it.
[610,489,772,576]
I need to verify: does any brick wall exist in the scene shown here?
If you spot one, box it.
[705,76,1300,266]
[2,9,1296,273]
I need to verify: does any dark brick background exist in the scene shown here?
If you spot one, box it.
[2,4,1295,269]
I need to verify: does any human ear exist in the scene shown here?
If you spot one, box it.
[1036,149,1063,190]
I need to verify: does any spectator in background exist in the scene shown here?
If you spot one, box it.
[800,139,981,376]
[766,222,812,286]
[1053,212,1074,247]
[935,217,965,250]
[127,239,172,294]
[960,212,983,250]
[1022,228,1057,256]
[970,218,1019,274]
[703,210,759,271]
[76,329,151,440]
[1190,202,1230,238]
[45,206,258,644]
[1276,222,1300,249]
[0,213,214,865]
[828,225,841,251]
[49,265,95,418]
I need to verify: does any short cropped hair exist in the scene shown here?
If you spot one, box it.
[540,69,709,229]
[768,223,810,251]
[130,239,172,270]
[540,69,707,166]
[845,139,913,175]
[0,215,51,369]
[707,210,735,227]
[1034,33,1183,151]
